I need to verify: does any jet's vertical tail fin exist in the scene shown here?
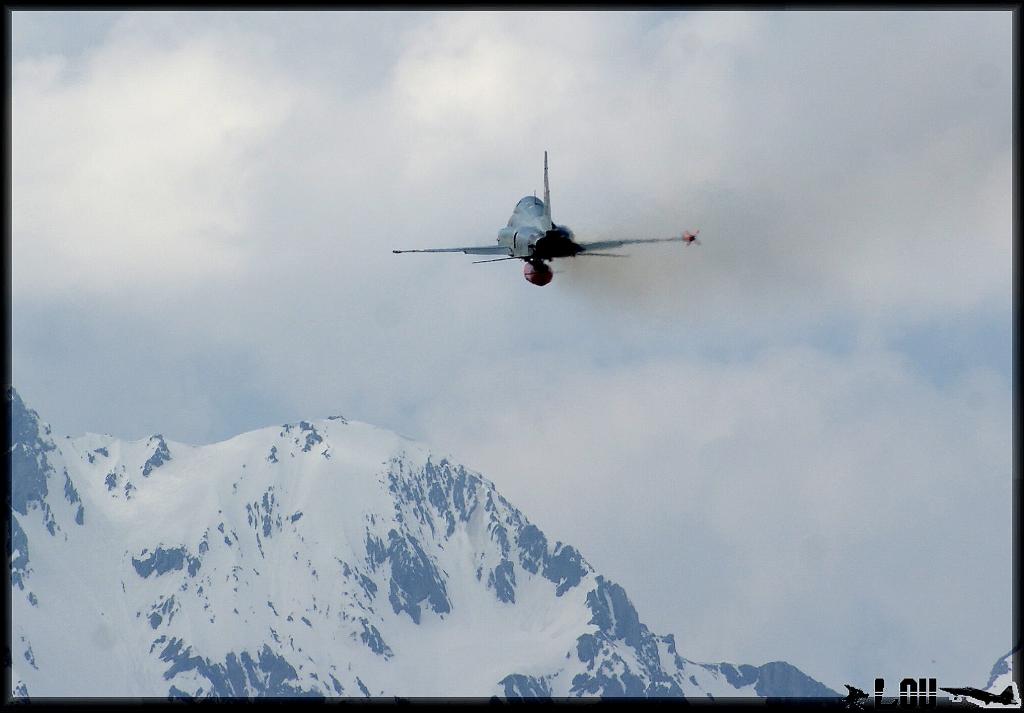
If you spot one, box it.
[543,150,552,227]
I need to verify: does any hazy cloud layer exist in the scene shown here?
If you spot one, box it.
[11,10,1012,691]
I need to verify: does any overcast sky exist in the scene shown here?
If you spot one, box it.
[11,10,1013,692]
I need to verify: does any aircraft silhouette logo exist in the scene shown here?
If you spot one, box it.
[840,678,1019,708]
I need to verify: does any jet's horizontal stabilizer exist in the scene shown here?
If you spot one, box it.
[471,256,522,264]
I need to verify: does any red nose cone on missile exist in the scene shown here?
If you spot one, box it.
[524,261,553,286]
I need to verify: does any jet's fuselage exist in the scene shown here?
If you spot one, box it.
[497,195,578,260]
[497,196,549,257]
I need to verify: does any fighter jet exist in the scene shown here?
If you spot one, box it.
[393,152,699,286]
[939,685,1017,706]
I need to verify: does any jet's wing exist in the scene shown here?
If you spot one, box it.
[576,236,684,252]
[393,245,511,256]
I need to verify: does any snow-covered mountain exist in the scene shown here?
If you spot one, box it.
[8,387,838,699]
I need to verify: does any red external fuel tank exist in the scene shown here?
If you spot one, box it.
[523,261,553,286]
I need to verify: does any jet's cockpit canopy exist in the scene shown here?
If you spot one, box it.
[515,195,545,214]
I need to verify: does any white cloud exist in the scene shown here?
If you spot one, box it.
[13,18,295,299]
